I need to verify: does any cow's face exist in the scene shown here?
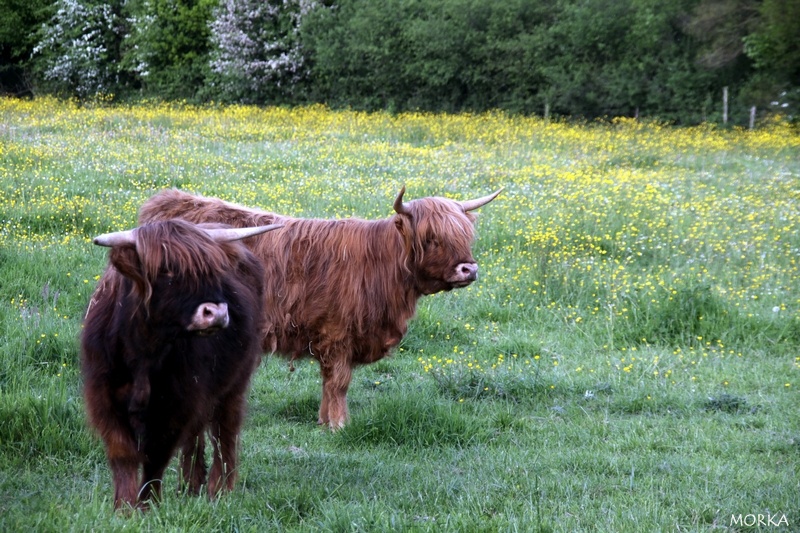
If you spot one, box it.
[98,220,281,337]
[110,244,231,337]
[151,271,230,336]
[412,206,479,295]
[393,188,502,295]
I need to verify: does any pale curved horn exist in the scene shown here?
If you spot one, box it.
[459,188,504,212]
[93,229,137,247]
[393,186,410,215]
[93,224,283,247]
[203,224,284,243]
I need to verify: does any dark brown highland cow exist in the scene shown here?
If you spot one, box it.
[81,219,281,510]
[139,187,502,429]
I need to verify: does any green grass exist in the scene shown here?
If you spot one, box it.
[0,98,798,531]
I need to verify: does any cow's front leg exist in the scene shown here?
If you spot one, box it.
[85,378,142,510]
[319,359,352,430]
[208,393,245,496]
[317,383,330,427]
[105,431,141,511]
[140,446,173,508]
[180,429,207,495]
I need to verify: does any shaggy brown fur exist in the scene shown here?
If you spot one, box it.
[139,188,500,429]
[81,220,267,509]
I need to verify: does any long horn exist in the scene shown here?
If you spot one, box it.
[92,224,283,247]
[459,187,504,212]
[93,229,137,247]
[203,224,284,243]
[393,186,410,215]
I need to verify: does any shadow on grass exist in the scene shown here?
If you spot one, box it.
[614,283,800,352]
[260,393,321,425]
[335,393,491,449]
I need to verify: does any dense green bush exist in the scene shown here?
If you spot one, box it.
[4,0,798,123]
[0,0,50,96]
[274,0,799,122]
[124,0,217,101]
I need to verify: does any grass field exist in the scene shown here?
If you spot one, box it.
[1,97,798,531]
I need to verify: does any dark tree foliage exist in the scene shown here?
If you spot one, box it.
[748,0,800,84]
[9,0,799,123]
[399,0,560,114]
[302,0,733,121]
[0,0,51,95]
[125,0,217,102]
[743,0,800,113]
[302,0,409,111]
[685,0,759,70]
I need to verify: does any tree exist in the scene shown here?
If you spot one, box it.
[32,0,129,98]
[685,0,759,70]
[302,0,409,110]
[208,0,317,104]
[743,0,800,115]
[618,0,720,122]
[124,0,217,101]
[302,0,558,114]
[0,0,51,95]
[299,0,729,121]
[399,0,557,113]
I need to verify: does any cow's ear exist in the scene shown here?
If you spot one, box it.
[394,214,410,236]
[393,215,415,257]
[109,245,147,292]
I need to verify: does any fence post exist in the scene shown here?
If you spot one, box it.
[749,106,756,129]
[723,86,728,125]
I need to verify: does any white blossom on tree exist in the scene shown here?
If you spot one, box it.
[122,2,157,80]
[33,0,126,97]
[209,0,318,101]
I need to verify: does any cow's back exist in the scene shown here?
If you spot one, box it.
[139,190,418,363]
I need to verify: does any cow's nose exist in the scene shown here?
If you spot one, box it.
[187,302,230,333]
[460,263,478,279]
[453,262,478,283]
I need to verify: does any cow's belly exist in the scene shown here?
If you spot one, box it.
[270,324,406,365]
[353,332,403,365]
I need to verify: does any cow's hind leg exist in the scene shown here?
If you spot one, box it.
[319,358,352,430]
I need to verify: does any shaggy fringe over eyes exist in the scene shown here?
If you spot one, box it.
[407,197,477,259]
[134,221,239,305]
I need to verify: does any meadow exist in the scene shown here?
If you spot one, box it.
[0,97,798,531]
